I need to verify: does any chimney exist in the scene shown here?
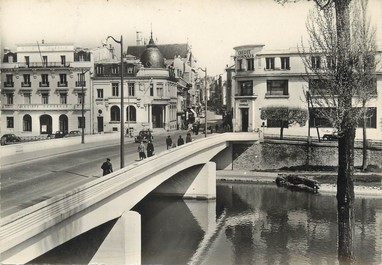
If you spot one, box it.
[136,31,142,46]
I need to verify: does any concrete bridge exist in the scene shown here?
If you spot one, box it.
[0,133,257,264]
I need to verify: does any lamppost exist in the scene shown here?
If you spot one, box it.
[106,35,125,168]
[197,67,207,137]
[80,68,90,144]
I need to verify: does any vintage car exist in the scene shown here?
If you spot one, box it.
[134,129,153,143]
[1,133,22,145]
[322,131,339,141]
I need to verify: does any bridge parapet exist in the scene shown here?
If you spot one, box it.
[0,133,257,264]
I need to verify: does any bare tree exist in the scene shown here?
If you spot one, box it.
[275,0,378,263]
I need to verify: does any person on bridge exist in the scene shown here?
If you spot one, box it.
[177,135,184,146]
[186,133,192,143]
[101,158,113,176]
[166,135,172,150]
[138,141,146,160]
[147,140,154,157]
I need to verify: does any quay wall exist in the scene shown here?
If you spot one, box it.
[232,140,382,170]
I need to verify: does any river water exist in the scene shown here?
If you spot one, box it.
[31,182,382,265]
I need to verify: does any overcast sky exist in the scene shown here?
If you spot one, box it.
[1,0,381,76]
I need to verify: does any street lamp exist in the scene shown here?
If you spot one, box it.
[80,68,90,144]
[106,35,125,168]
[197,67,207,137]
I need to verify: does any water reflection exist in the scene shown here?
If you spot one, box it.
[136,183,382,265]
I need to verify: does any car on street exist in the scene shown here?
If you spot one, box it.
[322,131,339,141]
[134,129,153,143]
[1,133,22,145]
[65,130,81,137]
[49,131,67,139]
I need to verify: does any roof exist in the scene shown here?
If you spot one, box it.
[127,43,189,60]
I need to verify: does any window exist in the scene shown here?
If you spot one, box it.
[7,117,14,128]
[238,81,253,96]
[237,59,243,70]
[59,74,67,86]
[5,74,13,86]
[150,83,154,96]
[78,117,85,128]
[6,93,14,104]
[127,67,134,74]
[357,108,377,128]
[23,115,32,131]
[266,80,288,96]
[22,74,31,87]
[110,106,120,121]
[41,93,49,104]
[265,57,275,70]
[96,65,104,75]
[61,55,66,66]
[78,93,85,104]
[25,56,30,66]
[41,74,49,87]
[24,93,31,104]
[128,83,135,96]
[42,56,48,66]
[311,56,321,69]
[157,83,164,97]
[127,106,136,121]
[60,93,67,104]
[247,58,254,71]
[326,56,335,70]
[112,83,119,97]
[309,79,331,95]
[281,57,290,70]
[267,119,288,128]
[97,89,104,98]
[112,65,119,74]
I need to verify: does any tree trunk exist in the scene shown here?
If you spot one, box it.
[362,109,368,171]
[335,0,355,263]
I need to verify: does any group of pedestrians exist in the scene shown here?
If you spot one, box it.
[137,140,155,160]
[166,133,193,150]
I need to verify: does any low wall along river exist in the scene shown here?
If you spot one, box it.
[232,140,382,170]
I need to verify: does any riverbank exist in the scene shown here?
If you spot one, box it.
[217,170,382,197]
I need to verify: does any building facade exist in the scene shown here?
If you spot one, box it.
[92,35,194,134]
[0,43,103,136]
[232,44,382,140]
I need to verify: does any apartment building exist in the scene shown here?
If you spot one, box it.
[232,44,382,140]
[1,42,96,136]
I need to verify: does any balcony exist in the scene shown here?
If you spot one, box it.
[18,62,71,68]
[4,82,14,87]
[1,104,90,111]
[57,81,68,87]
[39,82,50,87]
[21,82,31,87]
[75,81,86,87]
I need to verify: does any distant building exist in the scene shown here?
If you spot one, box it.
[232,44,382,140]
[0,42,111,136]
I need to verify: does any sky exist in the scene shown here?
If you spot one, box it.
[1,0,382,76]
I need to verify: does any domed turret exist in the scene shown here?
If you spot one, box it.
[140,33,165,68]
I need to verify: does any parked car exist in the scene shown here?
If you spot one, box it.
[1,133,22,145]
[134,129,153,143]
[51,131,67,139]
[65,130,81,137]
[322,131,339,141]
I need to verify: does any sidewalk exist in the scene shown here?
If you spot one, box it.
[217,169,382,197]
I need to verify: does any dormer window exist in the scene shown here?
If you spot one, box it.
[96,65,104,75]
[127,67,134,74]
[112,65,119,74]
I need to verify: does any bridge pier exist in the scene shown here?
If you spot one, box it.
[152,162,216,199]
[89,211,141,265]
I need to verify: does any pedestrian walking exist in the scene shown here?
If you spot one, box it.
[101,158,113,176]
[147,140,154,157]
[166,135,172,150]
[138,141,146,160]
[186,133,192,143]
[177,135,184,146]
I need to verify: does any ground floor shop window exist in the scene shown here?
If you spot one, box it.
[7,117,14,128]
[23,114,32,131]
